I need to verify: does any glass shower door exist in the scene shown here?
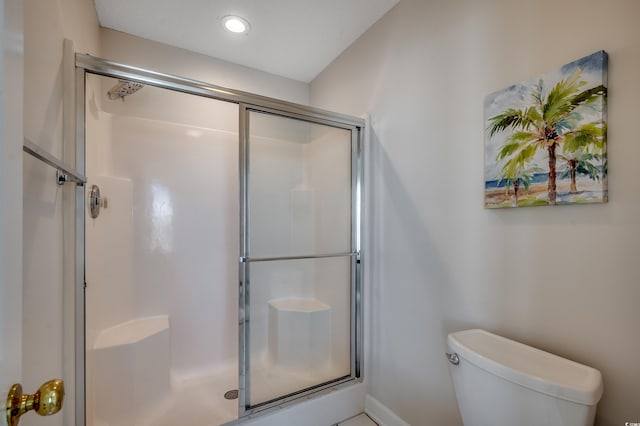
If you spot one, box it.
[239,107,362,414]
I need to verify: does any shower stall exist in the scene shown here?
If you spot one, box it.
[76,54,364,425]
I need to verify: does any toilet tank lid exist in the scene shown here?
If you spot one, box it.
[448,329,603,406]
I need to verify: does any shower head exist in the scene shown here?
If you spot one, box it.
[107,79,144,100]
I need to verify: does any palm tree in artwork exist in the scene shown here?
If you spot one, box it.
[559,152,604,193]
[501,165,544,206]
[497,146,544,206]
[559,122,607,193]
[488,70,606,205]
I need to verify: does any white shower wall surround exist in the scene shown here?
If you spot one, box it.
[86,114,240,373]
[85,108,241,424]
[84,74,356,424]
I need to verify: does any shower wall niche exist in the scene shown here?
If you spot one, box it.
[83,69,362,426]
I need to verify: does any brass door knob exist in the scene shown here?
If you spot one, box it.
[6,379,64,426]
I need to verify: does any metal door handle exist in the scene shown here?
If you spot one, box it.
[6,379,64,426]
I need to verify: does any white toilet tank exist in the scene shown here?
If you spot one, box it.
[447,329,603,426]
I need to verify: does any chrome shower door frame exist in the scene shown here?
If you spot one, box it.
[238,104,364,416]
[74,53,364,425]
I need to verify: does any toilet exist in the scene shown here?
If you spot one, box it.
[447,329,603,426]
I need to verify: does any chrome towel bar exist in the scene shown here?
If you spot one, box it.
[23,138,86,185]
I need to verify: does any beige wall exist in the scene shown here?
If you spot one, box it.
[310,0,640,425]
[23,1,100,425]
[0,0,24,402]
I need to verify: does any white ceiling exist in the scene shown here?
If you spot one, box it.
[93,0,400,83]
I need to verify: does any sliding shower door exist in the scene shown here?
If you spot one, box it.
[239,106,362,414]
[76,53,364,424]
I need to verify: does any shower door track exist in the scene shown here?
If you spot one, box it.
[76,53,364,128]
[74,51,364,424]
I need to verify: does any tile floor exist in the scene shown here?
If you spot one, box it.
[336,413,379,426]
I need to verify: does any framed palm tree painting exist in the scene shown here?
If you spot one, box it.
[484,50,608,208]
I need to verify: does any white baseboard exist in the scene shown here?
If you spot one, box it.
[365,394,410,426]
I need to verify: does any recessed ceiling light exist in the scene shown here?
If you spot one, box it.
[222,15,250,34]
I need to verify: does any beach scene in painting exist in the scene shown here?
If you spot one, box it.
[484,51,608,208]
